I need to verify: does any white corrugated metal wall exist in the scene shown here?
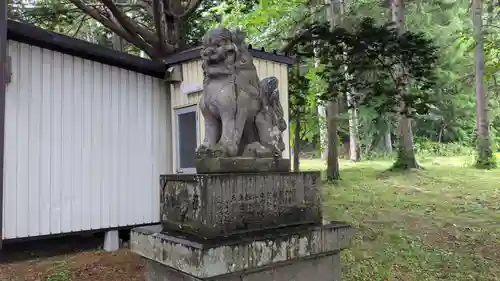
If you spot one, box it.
[2,41,170,239]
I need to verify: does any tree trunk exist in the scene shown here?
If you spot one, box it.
[312,0,328,161]
[326,101,340,180]
[318,105,328,160]
[293,116,301,172]
[395,107,417,169]
[324,0,342,180]
[384,124,393,154]
[473,0,495,168]
[347,92,360,161]
[391,0,418,170]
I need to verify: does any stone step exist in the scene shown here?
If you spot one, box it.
[160,171,323,239]
[130,222,353,280]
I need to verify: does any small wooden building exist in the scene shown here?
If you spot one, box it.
[1,20,293,246]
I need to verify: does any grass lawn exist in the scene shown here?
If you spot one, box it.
[301,156,500,281]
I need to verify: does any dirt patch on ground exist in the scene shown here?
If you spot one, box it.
[0,250,144,281]
[0,234,145,281]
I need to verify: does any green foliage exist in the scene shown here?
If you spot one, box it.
[291,18,439,117]
[414,139,474,157]
[205,0,309,49]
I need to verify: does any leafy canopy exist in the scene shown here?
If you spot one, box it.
[291,18,439,116]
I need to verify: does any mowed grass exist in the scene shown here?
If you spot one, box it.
[301,156,500,281]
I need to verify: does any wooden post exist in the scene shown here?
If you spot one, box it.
[0,0,7,250]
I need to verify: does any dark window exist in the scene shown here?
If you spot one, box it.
[177,110,197,169]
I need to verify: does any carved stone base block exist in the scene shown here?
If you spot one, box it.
[130,223,353,281]
[160,172,322,239]
[195,157,291,173]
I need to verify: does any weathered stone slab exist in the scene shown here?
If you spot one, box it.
[195,157,290,173]
[143,252,342,281]
[130,222,353,279]
[159,172,322,238]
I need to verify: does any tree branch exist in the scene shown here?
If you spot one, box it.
[153,0,166,52]
[100,0,159,45]
[67,0,158,58]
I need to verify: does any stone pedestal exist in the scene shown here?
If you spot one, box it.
[131,169,353,281]
[131,223,352,281]
[159,172,322,238]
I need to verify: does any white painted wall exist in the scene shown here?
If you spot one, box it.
[2,41,171,239]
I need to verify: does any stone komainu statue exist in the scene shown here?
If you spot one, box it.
[196,27,287,159]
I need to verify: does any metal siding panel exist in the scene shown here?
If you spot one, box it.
[152,78,163,222]
[110,65,120,228]
[61,53,74,233]
[171,84,179,173]
[195,61,203,85]
[118,68,128,227]
[101,63,111,229]
[17,42,30,238]
[254,59,261,77]
[263,59,270,77]
[128,70,139,225]
[72,56,84,232]
[82,59,93,230]
[3,41,19,239]
[50,49,63,234]
[141,74,152,223]
[149,75,159,221]
[40,49,53,234]
[136,72,144,223]
[29,45,42,237]
[165,85,173,175]
[91,61,103,230]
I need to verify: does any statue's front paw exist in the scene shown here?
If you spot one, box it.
[242,142,275,158]
[209,143,229,158]
[196,144,210,155]
[196,143,229,158]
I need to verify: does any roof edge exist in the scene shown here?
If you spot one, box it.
[7,20,166,78]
